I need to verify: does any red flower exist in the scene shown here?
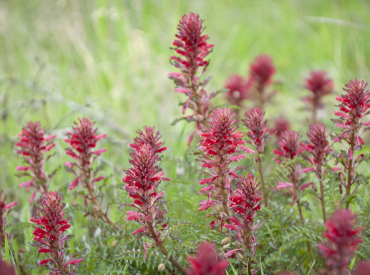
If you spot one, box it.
[187,242,229,275]
[273,131,305,160]
[333,80,370,200]
[248,54,276,108]
[15,121,56,202]
[352,261,370,275]
[269,116,291,140]
[197,108,246,227]
[226,174,262,262]
[132,126,167,154]
[318,210,363,275]
[303,70,333,111]
[224,75,252,107]
[0,192,17,247]
[169,13,214,134]
[30,191,83,274]
[242,108,270,154]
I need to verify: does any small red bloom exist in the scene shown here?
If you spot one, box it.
[187,242,229,275]
[273,131,304,160]
[30,191,82,274]
[224,75,253,107]
[318,210,363,274]
[0,192,17,247]
[15,121,55,201]
[269,116,291,140]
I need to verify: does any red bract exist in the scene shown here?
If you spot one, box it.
[333,80,370,204]
[318,210,363,275]
[0,192,17,247]
[269,116,291,140]
[306,123,331,222]
[224,74,252,107]
[197,108,245,228]
[64,118,115,227]
[15,121,56,203]
[122,131,186,274]
[273,131,305,160]
[131,126,167,154]
[169,13,215,140]
[249,54,276,108]
[187,242,229,275]
[225,174,263,274]
[303,70,333,123]
[30,191,83,275]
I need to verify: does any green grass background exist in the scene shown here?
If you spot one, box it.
[1,0,370,273]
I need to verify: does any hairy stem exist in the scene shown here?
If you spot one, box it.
[319,179,327,223]
[346,134,355,209]
[147,222,187,274]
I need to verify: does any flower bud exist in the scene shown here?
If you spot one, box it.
[158,263,166,273]
[221,237,231,246]
[144,242,153,249]
[236,252,244,260]
[222,244,230,250]
[211,202,223,212]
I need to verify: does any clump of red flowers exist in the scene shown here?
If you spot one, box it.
[0,192,17,247]
[15,121,56,203]
[306,123,331,222]
[197,108,246,227]
[187,242,229,275]
[242,108,269,154]
[224,74,252,108]
[303,70,333,123]
[30,191,83,274]
[333,80,370,201]
[123,129,186,273]
[249,54,276,108]
[63,118,116,227]
[224,174,263,274]
[318,210,363,275]
[273,131,310,221]
[269,116,291,141]
[169,12,215,140]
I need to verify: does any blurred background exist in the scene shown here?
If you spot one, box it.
[1,0,370,263]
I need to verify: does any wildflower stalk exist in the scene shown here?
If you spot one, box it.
[15,121,56,203]
[122,128,186,274]
[242,108,270,207]
[332,80,370,208]
[64,118,119,229]
[0,192,17,247]
[197,108,246,230]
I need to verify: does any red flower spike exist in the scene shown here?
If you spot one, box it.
[224,75,252,107]
[304,70,333,123]
[249,54,276,108]
[15,121,55,200]
[269,116,291,140]
[242,108,270,154]
[187,242,229,275]
[0,192,17,247]
[333,80,370,203]
[30,191,83,274]
[197,108,245,229]
[122,128,187,273]
[273,131,303,160]
[227,174,262,263]
[318,210,363,274]
[64,118,116,228]
[169,13,214,138]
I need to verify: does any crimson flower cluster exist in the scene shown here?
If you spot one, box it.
[122,132,169,255]
[306,123,331,222]
[303,70,333,123]
[15,121,56,203]
[318,210,363,275]
[224,75,252,108]
[132,126,167,154]
[187,242,229,275]
[242,108,269,154]
[249,54,276,108]
[30,191,83,274]
[269,116,291,140]
[0,192,17,247]
[197,108,246,227]
[273,131,310,220]
[169,13,215,135]
[333,80,370,198]
[224,174,262,274]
